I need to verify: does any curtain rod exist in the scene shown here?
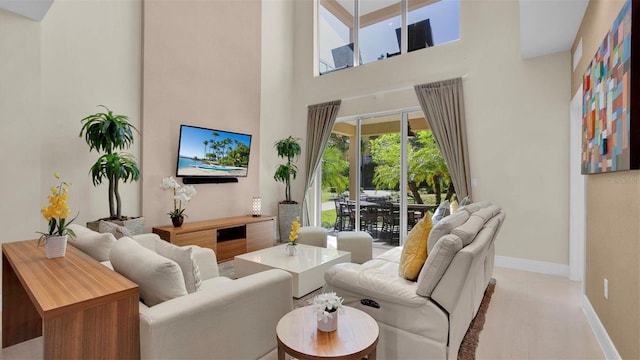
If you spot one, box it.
[341,74,468,103]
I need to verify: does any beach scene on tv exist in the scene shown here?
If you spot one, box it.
[177,125,251,177]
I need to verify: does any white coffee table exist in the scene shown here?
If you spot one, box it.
[234,244,351,298]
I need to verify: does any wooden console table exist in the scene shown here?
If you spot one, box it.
[2,240,140,359]
[153,215,276,262]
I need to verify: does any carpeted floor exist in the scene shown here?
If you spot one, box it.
[458,278,496,360]
[218,260,496,359]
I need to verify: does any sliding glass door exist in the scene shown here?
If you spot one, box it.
[317,108,448,246]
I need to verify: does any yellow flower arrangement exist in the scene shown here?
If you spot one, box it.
[38,172,77,244]
[288,216,301,245]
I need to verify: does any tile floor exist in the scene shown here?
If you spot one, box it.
[1,257,605,360]
[477,267,604,360]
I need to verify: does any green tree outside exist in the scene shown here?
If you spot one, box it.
[369,130,451,204]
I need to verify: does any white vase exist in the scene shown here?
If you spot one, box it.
[44,235,68,259]
[286,243,297,256]
[317,311,338,332]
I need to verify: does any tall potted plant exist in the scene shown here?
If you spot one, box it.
[79,105,144,234]
[274,136,302,242]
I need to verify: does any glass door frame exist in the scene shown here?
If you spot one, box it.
[312,106,420,246]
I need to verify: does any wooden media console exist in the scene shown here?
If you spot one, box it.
[152,215,276,262]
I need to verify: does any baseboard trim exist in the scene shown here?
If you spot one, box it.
[494,256,569,277]
[582,295,621,360]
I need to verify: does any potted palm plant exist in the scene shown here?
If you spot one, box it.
[79,105,144,234]
[274,136,302,241]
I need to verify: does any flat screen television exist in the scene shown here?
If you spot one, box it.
[176,124,252,182]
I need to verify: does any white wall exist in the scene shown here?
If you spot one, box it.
[0,0,142,240]
[0,10,42,244]
[260,0,296,220]
[141,0,262,230]
[0,1,140,296]
[279,0,571,265]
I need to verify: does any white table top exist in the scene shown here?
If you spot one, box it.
[234,244,350,274]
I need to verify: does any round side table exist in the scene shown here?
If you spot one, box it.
[276,305,379,360]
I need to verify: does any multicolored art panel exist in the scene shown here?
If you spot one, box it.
[582,0,632,174]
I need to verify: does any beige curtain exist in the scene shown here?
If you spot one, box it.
[414,78,471,199]
[302,100,342,225]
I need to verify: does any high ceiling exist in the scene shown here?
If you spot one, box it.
[519,0,589,59]
[0,0,52,21]
[1,0,589,60]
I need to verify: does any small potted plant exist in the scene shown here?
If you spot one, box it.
[38,172,78,258]
[312,292,344,332]
[286,216,301,255]
[79,105,143,234]
[274,136,302,241]
[161,176,197,227]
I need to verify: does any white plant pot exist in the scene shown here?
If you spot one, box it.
[45,235,68,259]
[317,311,338,332]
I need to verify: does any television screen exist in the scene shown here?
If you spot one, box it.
[176,124,252,178]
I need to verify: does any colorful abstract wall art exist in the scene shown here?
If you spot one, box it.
[581,0,639,174]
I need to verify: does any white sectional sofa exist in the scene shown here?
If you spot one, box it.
[67,224,293,360]
[323,202,505,360]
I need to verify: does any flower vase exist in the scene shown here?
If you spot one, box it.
[317,311,338,332]
[44,235,68,259]
[171,216,184,227]
[286,243,297,256]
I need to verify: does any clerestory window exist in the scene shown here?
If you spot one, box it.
[317,0,460,75]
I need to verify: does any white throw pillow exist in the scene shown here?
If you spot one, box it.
[98,220,131,239]
[156,241,202,293]
[110,236,187,306]
[67,224,117,262]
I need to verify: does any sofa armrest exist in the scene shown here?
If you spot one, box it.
[139,269,293,360]
[324,263,429,307]
[185,245,219,280]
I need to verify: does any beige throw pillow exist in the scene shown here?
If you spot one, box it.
[98,220,131,239]
[67,224,117,262]
[110,237,187,306]
[156,241,202,293]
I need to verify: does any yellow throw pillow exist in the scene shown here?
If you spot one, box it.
[399,215,434,281]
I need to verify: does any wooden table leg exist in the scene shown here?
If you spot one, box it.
[368,346,377,360]
[277,343,285,360]
[2,253,42,348]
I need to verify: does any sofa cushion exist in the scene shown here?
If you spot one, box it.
[156,240,202,293]
[98,220,131,239]
[67,224,117,262]
[450,213,488,246]
[110,236,187,306]
[431,200,450,224]
[416,234,463,297]
[399,215,433,281]
[427,210,469,252]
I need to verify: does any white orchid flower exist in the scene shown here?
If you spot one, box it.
[161,176,180,190]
